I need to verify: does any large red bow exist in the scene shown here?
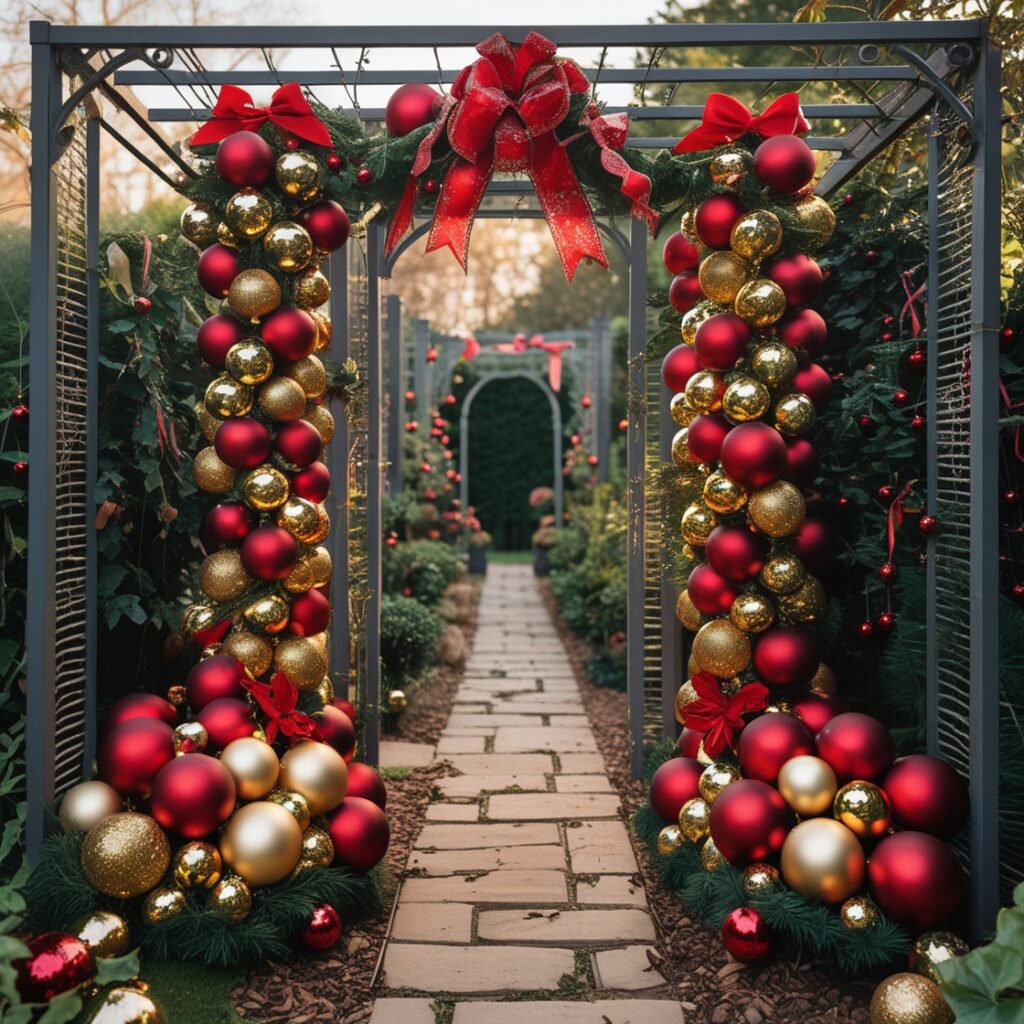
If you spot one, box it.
[190,83,332,148]
[674,93,810,154]
[243,671,319,745]
[683,672,769,757]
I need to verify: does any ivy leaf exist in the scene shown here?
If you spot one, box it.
[93,950,140,987]
[105,318,136,335]
[34,988,83,1024]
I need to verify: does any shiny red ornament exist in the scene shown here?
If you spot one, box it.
[186,654,248,711]
[792,692,847,733]
[911,414,925,432]
[883,754,969,839]
[649,756,703,822]
[778,308,827,356]
[299,903,342,951]
[842,194,854,206]
[355,167,374,186]
[837,495,851,508]
[791,517,831,569]
[289,587,331,636]
[197,697,259,750]
[737,712,815,783]
[291,462,331,503]
[868,831,963,930]
[214,417,272,470]
[581,394,592,408]
[300,200,350,253]
[815,712,894,782]
[881,332,894,342]
[720,422,787,488]
[346,761,387,809]
[878,561,897,582]
[695,313,751,371]
[878,485,895,501]
[721,907,772,964]
[858,414,875,434]
[332,698,357,724]
[215,130,275,186]
[753,134,816,193]
[764,253,822,307]
[663,232,701,274]
[274,419,323,467]
[326,152,344,171]
[203,501,257,549]
[883,314,895,326]
[329,796,390,871]
[261,307,318,363]
[917,513,938,536]
[587,454,599,466]
[150,752,237,837]
[859,621,875,638]
[1001,326,1015,348]
[710,779,793,864]
[14,932,94,1004]
[793,363,832,411]
[197,313,247,368]
[97,718,176,798]
[907,349,926,370]
[1002,490,1019,505]
[385,82,442,136]
[687,564,738,615]
[782,438,819,489]
[284,137,301,151]
[315,705,356,762]
[877,611,896,631]
[423,178,439,195]
[677,727,703,758]
[197,244,242,298]
[11,402,28,423]
[753,627,819,689]
[661,344,700,393]
[864,250,879,265]
[1014,583,1024,602]
[241,525,299,581]
[695,194,747,249]
[669,272,704,313]
[687,413,731,464]
[101,692,179,735]
[706,525,766,583]
[134,296,153,316]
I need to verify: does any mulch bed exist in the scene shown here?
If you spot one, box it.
[539,580,875,1024]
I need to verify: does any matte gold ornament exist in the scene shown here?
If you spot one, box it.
[205,375,255,420]
[670,392,698,427]
[259,376,308,422]
[699,250,754,305]
[777,754,837,816]
[681,503,718,547]
[750,342,798,389]
[263,221,314,273]
[242,464,290,510]
[774,392,817,436]
[173,721,208,756]
[221,736,280,801]
[840,895,881,931]
[303,404,335,443]
[224,188,273,239]
[81,812,170,899]
[243,594,290,634]
[657,823,685,856]
[83,985,167,1024]
[60,781,122,833]
[274,635,329,691]
[283,559,316,594]
[296,267,331,308]
[790,195,836,250]
[387,689,409,713]
[810,662,838,694]
[278,740,348,815]
[225,339,274,386]
[180,202,218,247]
[220,800,303,885]
[685,370,725,413]
[780,818,865,904]
[699,762,741,805]
[834,780,892,838]
[730,209,784,262]
[267,789,312,831]
[748,481,806,538]
[674,680,700,725]
[277,497,324,542]
[228,269,282,321]
[777,576,826,624]
[703,470,748,514]
[283,355,327,398]
[734,278,787,328]
[672,428,695,468]
[675,591,702,632]
[208,873,252,922]
[709,148,752,189]
[182,604,218,640]
[300,826,335,868]
[680,209,698,239]
[722,377,771,423]
[275,150,321,199]
[73,910,130,959]
[196,402,220,441]
[200,548,252,602]
[743,862,779,897]
[679,797,711,842]
[680,300,722,346]
[912,932,970,984]
[692,619,751,677]
[730,591,775,634]
[217,221,240,248]
[172,841,222,889]
[142,885,186,925]
[760,555,807,595]
[868,973,953,1024]
[700,836,728,872]
[311,311,332,352]
[316,677,334,706]
[222,631,273,677]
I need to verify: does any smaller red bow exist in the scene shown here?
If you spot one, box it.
[683,672,769,757]
[526,334,575,392]
[462,335,481,361]
[191,83,333,148]
[674,93,810,154]
[244,671,318,745]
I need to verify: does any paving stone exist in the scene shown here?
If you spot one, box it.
[446,714,546,728]
[436,736,486,754]
[425,803,480,822]
[383,944,575,993]
[493,727,598,753]
[567,820,638,873]
[451,1001,685,1023]
[440,754,555,775]
[415,822,561,850]
[390,903,473,943]
[406,844,566,875]
[400,869,568,904]
[555,774,614,793]
[594,946,667,990]
[488,792,618,820]
[379,740,435,769]
[477,908,655,944]
[558,753,607,773]
[438,774,549,797]
[492,702,584,715]
[439,724,497,735]
[575,874,648,907]
[368,998,439,1024]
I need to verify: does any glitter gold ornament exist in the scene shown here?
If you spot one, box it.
[283,559,317,594]
[173,721,208,756]
[196,402,220,441]
[228,269,281,321]
[722,376,771,423]
[217,221,240,248]
[674,680,700,724]
[790,195,836,250]
[306,546,333,587]
[225,339,274,386]
[912,932,970,984]
[283,355,327,398]
[699,762,740,805]
[180,202,218,247]
[200,548,251,602]
[780,818,865,904]
[208,873,252,921]
[275,150,321,199]
[205,374,254,419]
[777,754,837,816]
[267,789,312,831]
[743,862,779,897]
[296,267,330,309]
[681,502,718,547]
[774,392,816,436]
[241,464,290,510]
[277,497,324,543]
[840,895,881,931]
[730,591,775,634]
[700,836,728,871]
[81,812,170,899]
[279,740,348,815]
[672,428,696,468]
[680,300,722,346]
[263,221,314,273]
[809,662,838,694]
[259,376,308,422]
[222,631,273,677]
[675,590,702,632]
[833,780,892,838]
[670,392,698,427]
[303,404,335,443]
[685,369,725,413]
[182,603,218,640]
[243,594,290,634]
[709,148,752,189]
[750,342,798,389]
[274,636,329,691]
[692,619,751,677]
[657,823,685,856]
[224,189,273,239]
[703,470,748,514]
[300,826,334,868]
[748,481,806,538]
[221,736,280,801]
[59,781,122,833]
[735,278,787,328]
[699,250,753,305]
[72,911,129,959]
[730,209,783,262]
[141,886,186,925]
[172,841,222,890]
[83,985,168,1024]
[760,555,806,595]
[868,973,953,1024]
[776,575,826,624]
[220,800,303,885]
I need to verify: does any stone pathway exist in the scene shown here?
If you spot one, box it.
[370,564,684,1024]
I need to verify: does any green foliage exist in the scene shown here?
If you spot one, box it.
[380,595,443,688]
[383,539,463,607]
[139,961,244,1024]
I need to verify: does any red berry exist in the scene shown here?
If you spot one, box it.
[11,403,28,423]
[12,460,28,487]
[877,612,896,631]
[859,621,874,637]
[878,485,895,501]
[134,296,153,316]
[911,415,925,431]
[423,179,439,195]
[878,562,897,582]
[581,395,592,408]
[842,194,854,206]
[326,152,344,170]
[917,513,937,536]
[285,137,301,151]
[405,420,418,432]
[570,434,581,446]
[838,495,851,508]
[893,389,909,407]
[355,167,373,186]
[420,462,431,473]
[865,250,878,265]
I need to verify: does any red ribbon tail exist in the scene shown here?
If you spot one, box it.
[426,149,495,272]
[385,174,420,255]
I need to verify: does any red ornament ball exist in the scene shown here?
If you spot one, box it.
[214,131,275,187]
[423,178,439,195]
[300,200,350,253]
[649,756,703,822]
[326,152,344,171]
[859,621,875,638]
[581,394,592,409]
[868,831,963,930]
[877,611,896,632]
[14,932,94,1004]
[764,253,822,307]
[738,712,815,784]
[878,561,897,582]
[385,83,442,136]
[289,587,331,636]
[299,903,342,952]
[893,389,910,407]
[907,349,926,370]
[355,167,374,186]
[214,417,272,470]
[695,313,752,371]
[883,754,969,839]
[706,525,766,583]
[329,797,390,871]
[315,705,356,762]
[661,343,701,393]
[1014,583,1024,603]
[719,421,788,488]
[203,501,257,549]
[791,517,831,570]
[858,414,875,434]
[197,314,247,369]
[815,712,894,782]
[792,692,847,733]
[197,697,259,750]
[677,727,703,759]
[663,232,701,274]
[97,718,176,798]
[793,363,832,411]
[13,460,27,487]
[197,244,242,298]
[261,307,318,363]
[878,485,896,502]
[917,513,938,536]
[100,692,178,736]
[186,654,248,711]
[754,627,819,689]
[881,332,894,343]
[274,419,323,467]
[782,438,820,489]
[778,308,827,357]
[669,272,704,313]
[695,194,747,249]
[686,413,731,464]
[291,462,331,503]
[721,907,772,964]
[753,134,816,194]
[345,761,387,810]
[1001,326,1015,349]
[911,414,925,432]
[241,525,299,581]
[11,403,28,423]
[331,698,357,723]
[284,137,300,151]
[710,779,793,864]
[150,752,236,837]
[687,563,738,615]
[865,250,879,266]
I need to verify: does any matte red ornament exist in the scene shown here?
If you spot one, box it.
[385,82,442,136]
[260,307,318,363]
[661,343,701,393]
[197,697,259,750]
[203,501,257,549]
[764,253,822,307]
[299,903,342,951]
[649,756,703,822]
[587,454,599,466]
[331,698,357,724]
[345,761,387,809]
[214,417,272,470]
[315,705,356,762]
[754,134,816,193]
[274,419,323,467]
[186,655,248,711]
[664,232,701,275]
[197,244,242,298]
[868,831,963,930]
[706,525,766,583]
[687,564,738,615]
[719,422,788,488]
[782,438,819,489]
[737,712,815,783]
[215,130,275,186]
[721,907,772,964]
[791,692,847,733]
[14,932,94,1004]
[150,753,237,837]
[677,727,702,758]
[669,272,704,313]
[815,712,894,782]
[709,779,793,864]
[753,627,819,689]
[101,692,178,736]
[686,413,731,464]
[883,754,969,839]
[289,587,331,636]
[197,314,247,369]
[291,462,331,503]
[695,194,747,249]
[793,363,832,411]
[791,517,831,570]
[778,308,827,356]
[695,313,752,371]
[329,796,390,871]
[241,525,299,581]
[97,718,176,798]
[300,200,351,253]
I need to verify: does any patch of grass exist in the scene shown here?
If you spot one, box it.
[431,997,455,1024]
[487,550,534,564]
[380,766,413,781]
[140,960,244,1024]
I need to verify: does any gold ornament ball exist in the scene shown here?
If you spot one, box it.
[681,503,718,547]
[657,823,685,856]
[700,836,728,872]
[224,188,273,239]
[312,311,332,351]
[193,447,238,495]
[220,800,303,885]
[780,818,865,904]
[743,862,780,897]
[200,548,251,602]
[303,403,335,443]
[263,221,314,273]
[810,662,838,695]
[833,780,892,839]
[284,558,317,594]
[730,591,775,634]
[275,150,321,200]
[195,401,220,441]
[692,619,751,677]
[83,985,167,1024]
[678,796,711,842]
[279,740,348,815]
[59,781,122,833]
[221,736,281,801]
[777,576,826,624]
[181,603,217,640]
[670,392,698,427]
[180,202,218,247]
[387,689,409,713]
[730,209,784,262]
[172,841,222,890]
[142,886,186,925]
[675,590,702,632]
[751,342,798,389]
[217,221,240,248]
[173,721,208,756]
[774,392,817,437]
[681,300,722,347]
[765,700,794,715]
[760,555,807,595]
[791,195,836,250]
[267,789,312,831]
[222,631,273,677]
[208,873,252,922]
[748,480,806,538]
[699,762,741,805]
[675,680,700,725]
[685,370,725,414]
[81,812,170,899]
[277,497,324,542]
[259,376,308,422]
[243,594,290,634]
[704,470,748,514]
[840,895,881,931]
[284,355,327,398]
[307,545,333,586]
[869,973,953,1024]
[301,826,335,868]
[296,267,331,309]
[699,250,754,305]
[709,148,752,189]
[680,209,698,238]
[722,376,771,423]
[734,278,787,328]
[912,932,970,984]
[316,676,335,706]
[672,427,696,468]
[273,635,329,691]
[225,339,274,386]
[228,269,282,322]
[204,374,254,420]
[777,754,837,816]
[242,464,290,511]
[72,911,129,959]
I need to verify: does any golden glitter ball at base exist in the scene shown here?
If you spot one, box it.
[142,885,186,925]
[267,789,312,831]
[263,221,314,273]
[301,826,335,868]
[220,800,303,885]
[704,471,748,514]
[672,427,697,468]
[699,250,754,305]
[700,836,728,871]
[195,402,220,441]
[730,209,783,262]
[172,841,222,890]
[228,269,282,322]
[675,591,702,632]
[225,339,274,386]
[748,480,806,538]
[679,796,711,842]
[180,202,218,247]
[774,392,817,436]
[275,151,321,200]
[279,740,348,815]
[734,278,787,328]
[81,812,170,898]
[869,973,953,1024]
[692,619,751,677]
[790,195,836,251]
[72,911,129,959]
[217,221,240,249]
[303,404,335,443]
[699,762,741,805]
[810,662,838,694]
[200,548,251,602]
[685,369,725,413]
[833,780,892,838]
[296,268,331,309]
[657,823,685,856]
[912,932,970,984]
[743,862,779,897]
[670,392,698,427]
[730,591,775,634]
[760,555,807,594]
[221,736,281,801]
[60,781,123,833]
[284,355,327,398]
[274,635,329,691]
[840,895,881,931]
[277,497,324,542]
[208,873,252,922]
[222,631,273,677]
[205,374,254,420]
[681,300,723,346]
[780,818,865,904]
[224,188,273,239]
[722,377,771,423]
[709,148,753,189]
[243,594,290,634]
[173,721,208,755]
[777,754,837,816]
[242,464,290,511]
[750,342,798,389]
[83,985,167,1024]
[675,680,700,725]
[259,376,308,422]
[182,603,217,640]
[777,576,826,624]
[387,689,409,713]
[681,503,719,547]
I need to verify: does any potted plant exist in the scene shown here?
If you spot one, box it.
[468,529,491,575]
[532,516,558,577]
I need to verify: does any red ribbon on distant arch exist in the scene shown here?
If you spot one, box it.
[673,92,810,154]
[190,83,333,148]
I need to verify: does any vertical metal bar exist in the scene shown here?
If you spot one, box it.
[925,114,940,757]
[595,316,612,483]
[413,318,429,430]
[385,294,403,495]
[659,381,682,738]
[551,391,564,528]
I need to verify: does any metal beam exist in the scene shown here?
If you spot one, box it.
[593,317,612,484]
[386,294,403,496]
[413,319,430,430]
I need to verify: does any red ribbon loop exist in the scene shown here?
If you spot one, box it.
[683,672,769,758]
[887,480,918,561]
[900,271,926,339]
[190,83,333,148]
[673,92,811,154]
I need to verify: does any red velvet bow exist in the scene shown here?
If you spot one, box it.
[674,93,810,154]
[526,334,575,392]
[243,671,318,745]
[190,83,333,148]
[683,672,769,757]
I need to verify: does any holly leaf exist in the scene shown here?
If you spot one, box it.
[93,950,140,987]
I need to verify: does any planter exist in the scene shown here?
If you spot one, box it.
[533,547,552,577]
[468,547,488,575]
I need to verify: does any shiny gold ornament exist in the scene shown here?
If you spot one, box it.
[275,151,321,199]
[777,575,826,624]
[182,603,217,640]
[228,268,282,321]
[279,740,348,815]
[60,781,122,833]
[200,548,251,602]
[680,208,698,239]
[273,635,329,691]
[172,841,222,890]
[208,873,252,922]
[734,278,787,328]
[311,311,332,352]
[222,631,273,677]
[303,403,335,443]
[730,591,775,634]
[692,619,751,677]
[221,736,280,801]
[743,862,779,897]
[833,780,892,839]
[243,594,290,634]
[699,250,754,305]
[200,646,222,660]
[224,188,273,239]
[283,559,317,594]
[296,267,331,309]
[217,221,240,248]
[730,209,784,262]
[675,590,702,632]
[316,677,334,705]
[195,401,220,441]
[774,392,816,437]
[912,932,970,984]
[267,789,312,831]
[225,339,274,386]
[780,818,865,904]
[709,148,752,189]
[205,374,254,420]
[72,911,129,959]
[790,195,836,250]
[680,300,722,346]
[300,826,335,868]
[83,985,167,1024]
[700,836,728,872]
[765,700,794,715]
[810,662,838,695]
[259,376,308,422]
[685,370,725,413]
[657,823,685,856]
[777,754,837,816]
[263,221,314,273]
[672,428,696,468]
[142,885,186,925]
[220,800,303,885]
[387,689,409,713]
[840,895,881,931]
[703,470,748,514]
[722,376,771,423]
[750,342,798,389]
[173,721,208,756]
[670,392,698,427]
[699,762,741,805]
[681,502,718,547]
[283,355,327,398]
[760,555,806,595]
[82,812,169,898]
[868,973,954,1024]
[277,497,323,542]
[748,481,806,538]
[674,680,700,725]
[180,202,218,247]
[241,464,290,511]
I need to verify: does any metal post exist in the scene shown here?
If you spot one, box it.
[386,294,403,495]
[925,113,939,757]
[660,381,682,738]
[594,316,612,483]
[413,318,429,430]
